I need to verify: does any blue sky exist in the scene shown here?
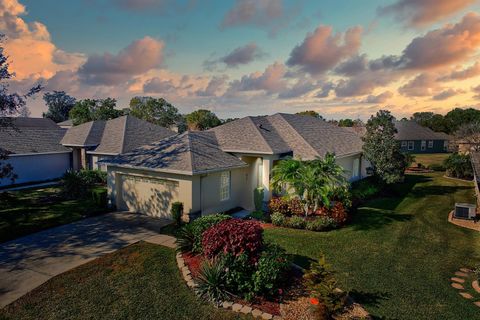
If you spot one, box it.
[4,0,480,119]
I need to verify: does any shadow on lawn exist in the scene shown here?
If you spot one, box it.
[350,209,413,231]
[349,290,398,320]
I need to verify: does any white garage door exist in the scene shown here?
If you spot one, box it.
[118,174,179,218]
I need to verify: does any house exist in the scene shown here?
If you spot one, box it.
[61,115,176,171]
[395,121,451,153]
[0,118,71,186]
[104,113,368,219]
[57,119,73,129]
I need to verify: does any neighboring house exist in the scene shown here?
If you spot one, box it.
[0,118,71,186]
[61,115,176,171]
[57,119,73,129]
[471,152,480,208]
[395,121,451,153]
[104,113,368,219]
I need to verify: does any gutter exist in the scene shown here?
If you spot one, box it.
[103,162,249,176]
[8,151,72,157]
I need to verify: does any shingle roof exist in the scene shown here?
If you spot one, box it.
[210,113,363,159]
[394,121,451,141]
[61,115,176,154]
[57,119,73,127]
[0,117,69,154]
[104,131,247,174]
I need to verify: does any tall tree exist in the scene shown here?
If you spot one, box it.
[362,110,407,184]
[69,98,123,125]
[444,108,480,134]
[296,110,324,120]
[42,91,76,123]
[455,121,480,152]
[0,34,41,183]
[185,109,221,131]
[129,97,182,128]
[338,119,354,127]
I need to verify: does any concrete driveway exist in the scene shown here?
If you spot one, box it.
[0,212,172,308]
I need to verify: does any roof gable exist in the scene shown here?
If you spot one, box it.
[394,121,451,141]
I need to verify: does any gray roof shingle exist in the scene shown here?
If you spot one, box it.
[61,115,176,154]
[104,131,247,174]
[0,117,69,154]
[394,121,451,141]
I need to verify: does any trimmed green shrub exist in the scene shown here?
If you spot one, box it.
[351,177,381,201]
[61,169,107,199]
[175,223,195,253]
[444,153,473,179]
[91,188,107,208]
[191,214,231,253]
[249,210,267,221]
[271,212,286,226]
[254,187,264,211]
[252,243,290,296]
[219,253,255,300]
[305,217,337,231]
[170,202,183,226]
[196,259,230,304]
[286,216,306,229]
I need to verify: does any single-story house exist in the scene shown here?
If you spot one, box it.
[0,117,71,186]
[61,115,176,171]
[395,121,451,153]
[104,113,369,219]
[57,119,73,129]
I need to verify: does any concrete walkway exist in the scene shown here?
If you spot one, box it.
[0,212,173,308]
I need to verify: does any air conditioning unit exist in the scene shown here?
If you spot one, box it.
[454,203,477,219]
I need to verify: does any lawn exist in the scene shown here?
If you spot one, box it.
[0,186,108,243]
[412,153,450,167]
[0,242,248,320]
[265,173,480,320]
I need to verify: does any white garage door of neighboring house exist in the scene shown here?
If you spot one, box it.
[118,174,179,218]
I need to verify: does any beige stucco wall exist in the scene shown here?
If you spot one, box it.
[91,154,113,171]
[107,166,194,216]
[336,153,363,181]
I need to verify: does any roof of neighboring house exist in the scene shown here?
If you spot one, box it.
[343,126,367,137]
[394,121,451,141]
[104,131,247,175]
[0,117,69,154]
[61,115,176,154]
[471,152,480,183]
[57,119,73,127]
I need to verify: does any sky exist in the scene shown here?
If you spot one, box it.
[2,0,480,120]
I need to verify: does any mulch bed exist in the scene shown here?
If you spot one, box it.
[181,252,305,316]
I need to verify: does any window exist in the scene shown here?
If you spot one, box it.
[444,140,448,151]
[401,141,407,148]
[421,140,426,151]
[220,171,230,201]
[408,141,414,151]
[428,140,433,148]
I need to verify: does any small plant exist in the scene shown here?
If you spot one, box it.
[61,169,107,199]
[328,202,348,225]
[444,153,473,179]
[428,164,445,172]
[190,214,231,253]
[196,259,230,305]
[249,210,266,221]
[304,255,347,317]
[202,219,263,260]
[268,197,290,215]
[170,202,183,226]
[175,223,196,253]
[252,243,290,296]
[254,187,264,211]
[91,188,107,208]
[219,253,255,300]
[271,212,286,226]
[305,217,337,231]
[286,216,306,229]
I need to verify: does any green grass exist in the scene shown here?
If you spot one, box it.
[265,173,480,320]
[0,242,248,320]
[412,153,450,167]
[0,186,109,243]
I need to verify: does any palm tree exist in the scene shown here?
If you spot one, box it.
[270,153,349,216]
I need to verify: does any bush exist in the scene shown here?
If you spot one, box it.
[252,243,290,296]
[271,212,286,226]
[268,197,304,216]
[428,164,445,172]
[61,169,106,199]
[328,202,348,225]
[91,188,107,208]
[196,259,230,304]
[176,223,196,253]
[304,256,347,317]
[249,210,267,221]
[444,153,473,179]
[254,187,264,211]
[219,253,255,300]
[190,214,231,253]
[202,219,263,260]
[285,216,306,229]
[305,217,338,231]
[170,202,183,226]
[351,177,381,201]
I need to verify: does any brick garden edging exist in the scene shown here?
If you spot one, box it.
[175,252,280,319]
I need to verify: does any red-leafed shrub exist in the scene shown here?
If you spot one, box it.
[202,219,263,260]
[328,202,348,225]
[268,197,304,216]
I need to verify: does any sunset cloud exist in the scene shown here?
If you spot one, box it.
[362,91,394,103]
[227,62,287,95]
[432,88,464,100]
[287,25,362,75]
[78,36,165,86]
[378,0,474,27]
[398,73,441,97]
[204,42,265,70]
[440,62,480,81]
